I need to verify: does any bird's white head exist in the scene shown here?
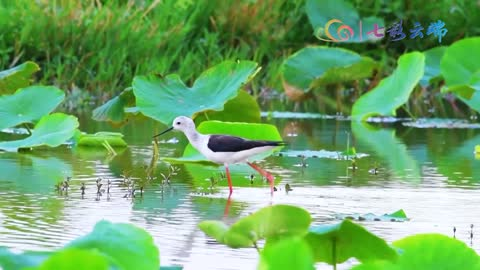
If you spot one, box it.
[172,116,196,133]
[153,116,196,138]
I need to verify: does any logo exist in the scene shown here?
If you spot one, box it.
[316,19,448,43]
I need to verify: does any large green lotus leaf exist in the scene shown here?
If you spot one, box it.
[0,86,65,130]
[0,61,40,94]
[352,234,480,270]
[420,46,446,87]
[282,46,376,93]
[66,220,160,270]
[91,88,136,126]
[163,121,284,164]
[194,90,261,123]
[304,219,398,264]
[351,121,420,180]
[0,113,79,152]
[199,204,311,248]
[441,37,480,99]
[391,234,480,269]
[306,0,384,43]
[133,60,259,125]
[76,131,127,148]
[351,52,425,121]
[38,249,110,270]
[258,237,315,270]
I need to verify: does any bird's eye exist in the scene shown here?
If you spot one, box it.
[176,122,181,125]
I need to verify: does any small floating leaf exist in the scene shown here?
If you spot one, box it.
[0,86,65,130]
[352,52,425,121]
[304,219,398,264]
[76,132,127,148]
[133,60,259,125]
[475,145,480,154]
[0,113,79,152]
[339,209,408,222]
[258,237,315,270]
[387,209,407,219]
[0,61,40,94]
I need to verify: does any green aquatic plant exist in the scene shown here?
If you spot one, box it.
[199,204,311,248]
[0,62,130,152]
[0,61,40,94]
[0,86,65,131]
[440,37,480,112]
[420,46,446,87]
[75,132,127,148]
[351,52,425,121]
[0,113,79,152]
[132,60,260,125]
[192,90,261,124]
[199,204,480,270]
[91,87,136,126]
[0,220,166,270]
[259,237,315,270]
[352,234,480,270]
[304,219,398,265]
[281,46,376,101]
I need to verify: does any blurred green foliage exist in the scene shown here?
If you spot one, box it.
[0,0,479,115]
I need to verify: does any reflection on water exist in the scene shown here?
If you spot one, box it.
[0,117,479,269]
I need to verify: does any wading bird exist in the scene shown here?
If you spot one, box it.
[154,116,285,196]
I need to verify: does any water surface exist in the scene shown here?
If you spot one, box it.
[0,116,479,269]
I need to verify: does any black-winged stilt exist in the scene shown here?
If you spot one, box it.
[154,116,286,196]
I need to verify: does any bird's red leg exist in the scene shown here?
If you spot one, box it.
[225,164,233,195]
[223,195,232,217]
[247,162,274,195]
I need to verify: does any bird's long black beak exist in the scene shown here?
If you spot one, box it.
[153,127,173,138]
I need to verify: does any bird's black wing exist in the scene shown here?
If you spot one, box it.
[207,135,285,152]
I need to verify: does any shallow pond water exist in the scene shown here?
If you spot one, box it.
[0,114,479,269]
